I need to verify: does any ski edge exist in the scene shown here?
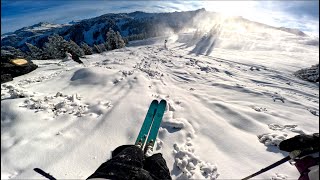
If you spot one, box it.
[135,100,159,149]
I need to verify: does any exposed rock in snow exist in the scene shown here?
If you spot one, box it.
[294,64,319,82]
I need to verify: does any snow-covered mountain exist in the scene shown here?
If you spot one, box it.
[1,9,205,50]
[1,8,315,52]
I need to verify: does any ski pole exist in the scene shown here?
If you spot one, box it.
[241,150,302,180]
[241,156,291,180]
[34,168,56,180]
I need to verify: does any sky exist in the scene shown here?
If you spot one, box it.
[1,0,319,36]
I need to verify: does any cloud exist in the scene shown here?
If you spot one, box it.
[201,1,319,36]
[259,1,319,18]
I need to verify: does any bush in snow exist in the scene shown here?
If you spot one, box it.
[294,64,319,82]
[43,34,69,59]
[80,42,93,55]
[105,28,125,50]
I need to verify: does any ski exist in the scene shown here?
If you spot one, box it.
[135,100,159,148]
[144,99,167,153]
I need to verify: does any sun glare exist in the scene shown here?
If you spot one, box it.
[203,1,259,17]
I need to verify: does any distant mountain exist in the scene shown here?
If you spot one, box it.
[1,8,310,52]
[1,9,206,51]
[277,27,307,37]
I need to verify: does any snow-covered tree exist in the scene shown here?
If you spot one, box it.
[61,52,72,62]
[80,42,93,55]
[1,46,27,58]
[93,44,102,53]
[67,40,85,58]
[116,31,125,48]
[93,44,106,53]
[43,34,69,59]
[25,42,47,60]
[105,28,125,50]
[105,28,117,50]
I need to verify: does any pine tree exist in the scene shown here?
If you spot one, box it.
[93,44,102,53]
[105,28,117,50]
[116,31,125,48]
[67,40,85,58]
[105,28,125,50]
[93,43,106,53]
[80,42,93,55]
[25,42,46,60]
[43,34,69,59]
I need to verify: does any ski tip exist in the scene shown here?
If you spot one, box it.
[151,99,159,103]
[159,99,167,104]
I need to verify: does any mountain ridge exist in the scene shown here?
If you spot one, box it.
[1,8,309,52]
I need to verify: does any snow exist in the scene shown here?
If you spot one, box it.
[19,22,72,34]
[1,29,319,180]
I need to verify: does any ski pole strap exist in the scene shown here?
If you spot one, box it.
[241,156,291,180]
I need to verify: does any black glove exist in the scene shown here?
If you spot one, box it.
[144,153,172,180]
[112,145,171,180]
[111,145,135,157]
[88,145,172,180]
[279,133,319,153]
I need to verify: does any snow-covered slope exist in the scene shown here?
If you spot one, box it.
[1,32,319,179]
[1,22,72,48]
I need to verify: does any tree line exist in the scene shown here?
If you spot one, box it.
[1,28,126,60]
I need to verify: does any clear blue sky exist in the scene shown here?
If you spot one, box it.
[1,0,319,36]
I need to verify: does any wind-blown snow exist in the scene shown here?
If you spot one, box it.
[1,31,319,179]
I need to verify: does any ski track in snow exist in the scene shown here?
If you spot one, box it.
[1,34,319,179]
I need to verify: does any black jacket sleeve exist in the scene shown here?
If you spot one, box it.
[279,133,319,153]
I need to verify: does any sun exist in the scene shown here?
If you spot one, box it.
[202,1,259,18]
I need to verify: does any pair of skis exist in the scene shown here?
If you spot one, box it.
[135,99,167,153]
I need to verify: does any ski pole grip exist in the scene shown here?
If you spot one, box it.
[289,150,301,159]
[289,147,317,159]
